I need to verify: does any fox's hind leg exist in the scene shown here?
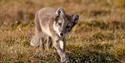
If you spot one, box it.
[30,33,44,48]
[46,36,52,50]
[30,12,45,48]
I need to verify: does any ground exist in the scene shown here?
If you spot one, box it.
[0,0,125,63]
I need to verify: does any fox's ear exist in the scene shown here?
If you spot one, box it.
[56,8,65,17]
[72,15,79,24]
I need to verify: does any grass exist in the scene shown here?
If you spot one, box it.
[0,0,125,63]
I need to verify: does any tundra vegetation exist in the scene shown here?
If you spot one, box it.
[0,0,125,63]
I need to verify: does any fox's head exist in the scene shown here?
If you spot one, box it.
[53,8,79,37]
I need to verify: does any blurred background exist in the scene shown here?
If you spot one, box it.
[0,0,125,63]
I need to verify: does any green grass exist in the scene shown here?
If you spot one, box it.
[0,0,125,63]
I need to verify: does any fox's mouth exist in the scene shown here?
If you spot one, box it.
[58,33,63,37]
[56,35,64,41]
[58,32,66,38]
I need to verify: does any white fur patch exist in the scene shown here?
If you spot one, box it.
[39,19,52,37]
[59,40,64,50]
[53,22,61,37]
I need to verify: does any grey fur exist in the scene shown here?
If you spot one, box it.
[30,7,79,63]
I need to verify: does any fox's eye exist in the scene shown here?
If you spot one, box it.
[66,25,70,28]
[58,23,62,26]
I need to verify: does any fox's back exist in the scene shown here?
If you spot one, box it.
[37,8,59,28]
[36,7,58,36]
[37,7,57,22]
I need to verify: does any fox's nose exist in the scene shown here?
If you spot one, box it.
[60,33,63,36]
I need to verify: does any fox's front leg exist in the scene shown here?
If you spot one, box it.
[53,39,69,63]
[59,38,66,51]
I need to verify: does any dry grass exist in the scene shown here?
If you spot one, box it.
[0,0,125,63]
